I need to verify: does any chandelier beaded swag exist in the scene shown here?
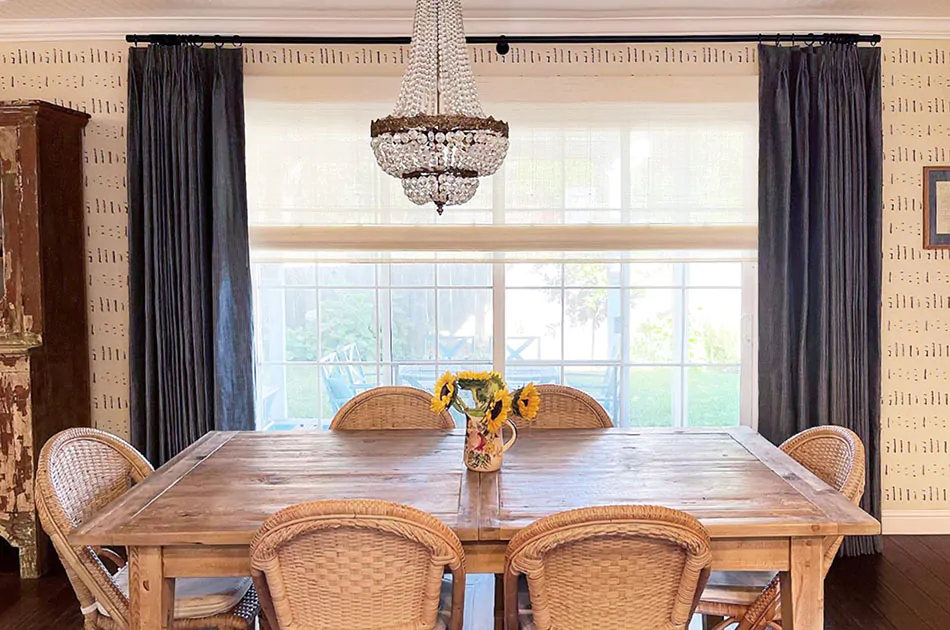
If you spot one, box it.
[370,0,510,214]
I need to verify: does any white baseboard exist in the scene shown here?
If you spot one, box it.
[882,510,950,535]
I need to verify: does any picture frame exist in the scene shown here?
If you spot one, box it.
[924,166,950,249]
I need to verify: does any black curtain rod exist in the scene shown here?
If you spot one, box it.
[126,32,881,53]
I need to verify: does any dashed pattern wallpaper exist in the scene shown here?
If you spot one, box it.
[882,41,950,511]
[0,39,947,513]
[0,43,129,438]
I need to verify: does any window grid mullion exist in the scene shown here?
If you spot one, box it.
[673,263,687,427]
[619,128,632,426]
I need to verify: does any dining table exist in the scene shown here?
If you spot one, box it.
[72,426,881,630]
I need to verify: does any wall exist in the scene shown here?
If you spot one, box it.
[0,38,949,525]
[0,42,129,438]
[881,40,950,527]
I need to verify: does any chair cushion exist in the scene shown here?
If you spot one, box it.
[98,567,252,619]
[702,570,777,606]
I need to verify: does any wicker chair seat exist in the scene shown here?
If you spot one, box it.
[98,568,253,620]
[699,571,780,620]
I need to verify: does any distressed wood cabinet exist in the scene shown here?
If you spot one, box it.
[0,100,91,578]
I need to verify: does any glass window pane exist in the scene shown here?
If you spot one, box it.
[564,288,621,361]
[438,263,491,287]
[257,363,288,430]
[507,289,561,361]
[391,263,435,286]
[258,288,285,362]
[628,366,677,427]
[506,263,561,288]
[687,289,741,364]
[319,263,375,287]
[392,364,438,390]
[320,364,379,426]
[319,289,377,360]
[563,263,620,287]
[390,289,435,361]
[285,365,320,419]
[437,289,492,361]
[284,289,317,361]
[628,289,676,363]
[687,366,740,427]
[687,262,742,287]
[505,363,560,386]
[627,263,676,287]
[564,366,619,418]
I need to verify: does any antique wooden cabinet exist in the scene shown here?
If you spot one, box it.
[0,101,91,578]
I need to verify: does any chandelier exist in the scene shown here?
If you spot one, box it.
[370,0,509,214]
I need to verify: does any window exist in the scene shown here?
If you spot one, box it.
[247,78,758,431]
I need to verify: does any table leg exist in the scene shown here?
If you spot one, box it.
[129,546,175,630]
[780,537,824,630]
[494,573,504,630]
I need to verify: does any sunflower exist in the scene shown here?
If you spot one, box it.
[457,370,497,382]
[513,382,541,420]
[486,388,512,433]
[431,371,457,412]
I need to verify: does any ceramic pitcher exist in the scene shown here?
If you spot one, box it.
[463,414,518,472]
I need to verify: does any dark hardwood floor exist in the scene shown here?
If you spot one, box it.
[3,536,950,629]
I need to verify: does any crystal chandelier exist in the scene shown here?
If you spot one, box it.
[370,0,509,214]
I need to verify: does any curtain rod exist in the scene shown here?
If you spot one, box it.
[126,32,881,53]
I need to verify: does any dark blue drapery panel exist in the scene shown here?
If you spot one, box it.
[128,46,254,465]
[758,43,883,556]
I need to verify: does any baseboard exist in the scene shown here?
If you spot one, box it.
[883,510,950,535]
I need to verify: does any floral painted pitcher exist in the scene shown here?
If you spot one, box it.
[430,370,540,472]
[464,413,518,472]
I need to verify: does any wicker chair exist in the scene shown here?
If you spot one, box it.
[250,499,466,630]
[330,386,455,430]
[697,425,867,630]
[512,384,613,430]
[504,505,712,630]
[35,428,259,630]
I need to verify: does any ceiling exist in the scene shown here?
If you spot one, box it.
[0,0,949,39]
[1,0,949,19]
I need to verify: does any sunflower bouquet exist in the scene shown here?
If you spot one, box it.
[431,370,541,471]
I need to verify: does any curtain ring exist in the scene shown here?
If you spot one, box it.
[233,35,244,49]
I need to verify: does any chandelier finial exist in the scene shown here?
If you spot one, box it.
[370,0,509,213]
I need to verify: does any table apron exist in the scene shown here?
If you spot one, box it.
[159,536,791,578]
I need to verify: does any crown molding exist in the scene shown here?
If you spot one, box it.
[0,14,949,42]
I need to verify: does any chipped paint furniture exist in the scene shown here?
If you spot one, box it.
[0,100,91,579]
[72,427,880,630]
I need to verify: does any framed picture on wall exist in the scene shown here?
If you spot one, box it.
[924,166,950,249]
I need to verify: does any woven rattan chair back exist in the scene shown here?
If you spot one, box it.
[513,385,613,430]
[250,499,466,630]
[35,428,154,626]
[504,505,712,630]
[780,425,867,568]
[329,386,455,430]
[699,425,867,630]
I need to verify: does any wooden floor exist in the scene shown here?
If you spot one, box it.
[3,536,950,629]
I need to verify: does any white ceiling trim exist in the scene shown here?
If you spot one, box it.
[0,15,949,42]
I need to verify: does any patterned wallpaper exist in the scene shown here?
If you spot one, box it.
[881,41,950,511]
[0,39,947,513]
[0,43,129,437]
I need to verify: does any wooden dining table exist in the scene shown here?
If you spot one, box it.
[72,427,880,630]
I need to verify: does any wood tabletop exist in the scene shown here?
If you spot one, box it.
[72,427,879,549]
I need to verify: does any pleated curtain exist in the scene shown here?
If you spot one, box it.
[757,43,883,555]
[128,45,254,465]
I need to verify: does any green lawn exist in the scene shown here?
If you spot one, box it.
[276,364,740,428]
